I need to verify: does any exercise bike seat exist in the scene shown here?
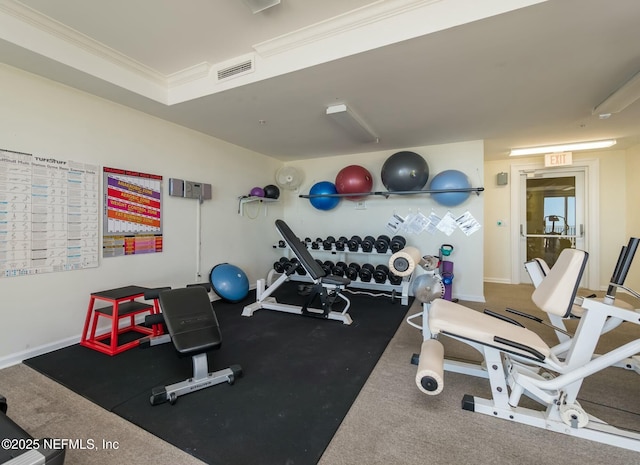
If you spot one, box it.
[159,286,222,355]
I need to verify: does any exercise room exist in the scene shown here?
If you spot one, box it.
[1,1,639,464]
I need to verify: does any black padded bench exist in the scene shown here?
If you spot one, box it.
[140,286,242,405]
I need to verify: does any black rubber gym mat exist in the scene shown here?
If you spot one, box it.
[25,283,410,465]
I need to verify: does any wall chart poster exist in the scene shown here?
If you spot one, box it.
[0,149,100,278]
[102,166,163,257]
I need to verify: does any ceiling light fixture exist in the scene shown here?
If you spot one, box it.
[326,104,379,144]
[509,139,617,156]
[242,0,281,14]
[592,70,640,116]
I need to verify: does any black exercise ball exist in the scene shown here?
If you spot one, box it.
[380,151,429,191]
[263,184,280,199]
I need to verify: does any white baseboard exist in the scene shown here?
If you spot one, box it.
[0,334,80,370]
[483,277,512,284]
[454,293,486,303]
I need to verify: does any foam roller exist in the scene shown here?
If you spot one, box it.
[389,246,422,277]
[415,339,444,395]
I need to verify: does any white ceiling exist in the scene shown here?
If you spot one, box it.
[1,0,640,161]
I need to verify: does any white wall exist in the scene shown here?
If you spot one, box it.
[0,64,285,365]
[284,140,485,302]
[625,143,640,291]
[484,150,631,290]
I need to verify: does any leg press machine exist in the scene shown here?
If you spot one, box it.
[408,238,640,452]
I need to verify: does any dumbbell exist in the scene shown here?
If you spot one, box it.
[323,236,336,251]
[332,261,348,277]
[304,237,312,248]
[359,263,375,282]
[311,237,322,250]
[273,257,290,273]
[322,260,335,275]
[388,270,403,285]
[374,235,391,253]
[390,235,406,253]
[361,236,375,253]
[345,262,360,280]
[373,264,389,283]
[335,236,348,251]
[347,235,362,252]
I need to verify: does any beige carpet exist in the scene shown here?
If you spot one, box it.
[0,283,638,465]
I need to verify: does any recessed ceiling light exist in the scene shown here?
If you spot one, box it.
[509,139,617,156]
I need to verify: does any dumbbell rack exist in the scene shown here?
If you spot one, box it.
[271,244,415,305]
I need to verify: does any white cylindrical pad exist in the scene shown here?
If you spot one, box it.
[415,339,445,395]
[389,246,422,277]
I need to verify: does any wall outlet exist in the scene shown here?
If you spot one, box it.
[355,201,367,210]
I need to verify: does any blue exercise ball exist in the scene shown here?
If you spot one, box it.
[309,181,340,211]
[429,170,471,207]
[209,263,249,303]
[381,151,429,191]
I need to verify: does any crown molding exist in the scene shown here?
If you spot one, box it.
[253,0,442,58]
[0,1,165,86]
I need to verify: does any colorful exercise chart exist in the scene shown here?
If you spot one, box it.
[0,149,100,278]
[102,166,163,257]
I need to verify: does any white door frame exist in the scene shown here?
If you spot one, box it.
[510,158,600,290]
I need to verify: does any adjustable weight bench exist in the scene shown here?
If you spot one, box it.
[242,219,352,324]
[0,395,66,465]
[141,286,242,406]
[412,242,640,452]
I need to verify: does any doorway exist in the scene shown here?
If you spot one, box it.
[509,159,600,289]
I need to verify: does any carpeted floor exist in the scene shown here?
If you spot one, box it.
[21,283,409,465]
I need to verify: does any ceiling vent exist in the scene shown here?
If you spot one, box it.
[217,59,254,81]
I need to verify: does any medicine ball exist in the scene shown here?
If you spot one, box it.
[263,184,280,199]
[381,151,429,191]
[249,186,265,197]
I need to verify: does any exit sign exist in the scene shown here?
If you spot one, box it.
[544,151,573,167]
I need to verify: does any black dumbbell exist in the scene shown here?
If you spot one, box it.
[347,235,362,252]
[374,264,389,283]
[361,236,375,253]
[323,236,336,251]
[388,270,403,285]
[390,235,406,253]
[322,260,335,275]
[374,235,391,253]
[335,236,348,251]
[359,263,374,282]
[345,262,360,280]
[273,257,289,273]
[332,261,348,277]
[304,237,312,248]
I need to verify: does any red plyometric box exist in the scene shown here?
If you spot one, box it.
[80,285,162,356]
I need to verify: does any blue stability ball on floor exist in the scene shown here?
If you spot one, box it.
[429,170,471,207]
[309,181,341,211]
[209,263,249,303]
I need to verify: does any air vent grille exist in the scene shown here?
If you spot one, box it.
[217,60,253,81]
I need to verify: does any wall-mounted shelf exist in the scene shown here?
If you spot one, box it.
[237,196,278,216]
[298,187,484,199]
